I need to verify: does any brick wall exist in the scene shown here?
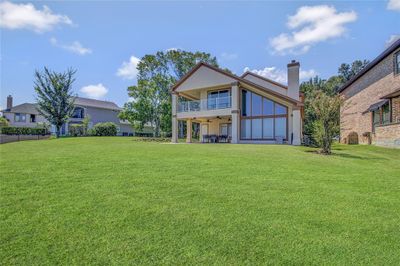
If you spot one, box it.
[340,48,400,145]
[392,96,400,123]
[374,123,400,148]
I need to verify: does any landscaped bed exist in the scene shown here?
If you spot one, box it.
[1,137,399,264]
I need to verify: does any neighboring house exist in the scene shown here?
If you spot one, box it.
[338,39,400,148]
[171,61,304,145]
[2,96,134,136]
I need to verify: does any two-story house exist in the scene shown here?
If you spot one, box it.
[338,39,400,148]
[171,61,304,145]
[2,96,134,136]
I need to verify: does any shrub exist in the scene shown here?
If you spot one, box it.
[0,117,9,127]
[0,126,48,135]
[91,122,118,136]
[69,124,85,137]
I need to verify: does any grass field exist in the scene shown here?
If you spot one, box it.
[1,137,399,265]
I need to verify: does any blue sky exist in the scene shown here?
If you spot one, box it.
[1,0,399,108]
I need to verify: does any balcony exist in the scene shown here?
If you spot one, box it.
[178,96,232,113]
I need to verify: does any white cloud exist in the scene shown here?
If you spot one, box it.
[116,55,140,80]
[0,1,72,33]
[220,52,238,61]
[388,0,400,11]
[243,66,318,84]
[80,84,108,99]
[385,35,400,47]
[270,5,357,54]
[50,38,92,55]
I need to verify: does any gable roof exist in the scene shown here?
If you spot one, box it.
[2,103,40,114]
[171,62,302,106]
[338,39,400,93]
[74,97,121,111]
[2,97,122,114]
[241,71,288,90]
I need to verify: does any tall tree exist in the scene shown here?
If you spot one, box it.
[34,67,76,138]
[120,50,218,137]
[310,91,342,154]
[338,59,369,82]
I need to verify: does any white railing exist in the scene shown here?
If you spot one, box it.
[178,96,231,113]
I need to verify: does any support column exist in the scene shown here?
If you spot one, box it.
[292,109,301,145]
[231,82,240,144]
[171,93,178,143]
[186,119,192,143]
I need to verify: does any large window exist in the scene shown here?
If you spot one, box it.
[72,107,85,119]
[240,89,288,140]
[395,51,400,75]
[207,89,231,109]
[372,102,391,131]
[14,113,26,122]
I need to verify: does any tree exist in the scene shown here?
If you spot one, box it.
[34,67,76,138]
[338,59,369,82]
[310,91,342,154]
[121,50,219,137]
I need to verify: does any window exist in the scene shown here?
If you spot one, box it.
[14,113,26,122]
[72,107,84,119]
[372,102,391,131]
[241,90,251,116]
[207,90,231,109]
[395,52,400,75]
[240,89,288,140]
[30,114,36,123]
[251,93,262,116]
[240,119,251,139]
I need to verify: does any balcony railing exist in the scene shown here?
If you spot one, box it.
[178,96,232,113]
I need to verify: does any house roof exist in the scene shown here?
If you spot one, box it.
[338,39,400,93]
[241,71,288,90]
[2,97,122,114]
[74,97,121,111]
[171,62,302,106]
[2,103,40,114]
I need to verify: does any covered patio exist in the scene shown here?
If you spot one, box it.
[180,115,232,143]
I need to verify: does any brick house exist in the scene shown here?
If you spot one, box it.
[338,39,400,148]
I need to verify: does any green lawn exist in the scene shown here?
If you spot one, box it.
[1,138,399,265]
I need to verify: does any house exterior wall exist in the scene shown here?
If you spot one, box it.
[177,66,236,92]
[374,123,400,147]
[340,48,400,146]
[3,112,47,127]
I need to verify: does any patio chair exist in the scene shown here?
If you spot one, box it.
[202,134,210,143]
[210,134,218,143]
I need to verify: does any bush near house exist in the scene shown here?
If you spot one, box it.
[90,122,118,136]
[0,126,48,135]
[69,124,85,137]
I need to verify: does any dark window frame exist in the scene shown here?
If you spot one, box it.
[240,89,288,141]
[371,102,391,132]
[207,88,231,110]
[14,113,26,122]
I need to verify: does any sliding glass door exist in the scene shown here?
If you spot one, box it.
[240,89,288,140]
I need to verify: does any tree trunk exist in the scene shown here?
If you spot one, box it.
[56,125,61,138]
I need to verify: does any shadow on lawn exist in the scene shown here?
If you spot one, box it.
[304,149,387,161]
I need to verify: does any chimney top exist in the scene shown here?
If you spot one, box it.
[287,60,300,67]
[6,95,13,110]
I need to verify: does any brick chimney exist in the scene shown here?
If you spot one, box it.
[6,95,13,110]
[287,60,300,101]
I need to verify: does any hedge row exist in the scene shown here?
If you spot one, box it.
[0,126,49,136]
